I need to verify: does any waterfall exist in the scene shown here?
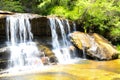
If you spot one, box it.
[6,14,43,71]
[49,17,77,64]
[3,14,79,73]
[66,20,71,34]
[6,14,33,44]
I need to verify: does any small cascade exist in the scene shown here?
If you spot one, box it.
[49,17,77,64]
[66,20,71,34]
[6,14,33,44]
[6,14,43,71]
[82,46,87,59]
[72,21,76,31]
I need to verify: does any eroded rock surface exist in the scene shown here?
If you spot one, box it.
[69,31,118,60]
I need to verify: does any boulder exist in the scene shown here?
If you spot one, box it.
[37,44,58,64]
[69,31,118,60]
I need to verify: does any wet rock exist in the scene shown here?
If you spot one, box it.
[0,47,10,60]
[0,16,6,39]
[38,44,58,64]
[30,16,51,36]
[69,31,119,60]
[0,11,14,37]
[0,47,10,69]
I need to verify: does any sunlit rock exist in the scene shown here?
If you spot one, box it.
[92,33,118,60]
[70,31,118,60]
[38,44,58,64]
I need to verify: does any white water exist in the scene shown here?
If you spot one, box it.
[66,20,71,34]
[4,14,79,73]
[73,21,77,31]
[6,14,43,71]
[49,17,77,64]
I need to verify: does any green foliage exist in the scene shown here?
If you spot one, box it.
[50,6,67,17]
[0,0,24,12]
[76,0,112,33]
[110,21,120,41]
[116,44,120,58]
[117,45,120,51]
[37,0,120,37]
[37,0,52,15]
[37,0,76,16]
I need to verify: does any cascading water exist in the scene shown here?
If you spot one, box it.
[49,17,77,64]
[72,21,77,31]
[6,14,43,71]
[1,14,79,74]
[66,20,71,34]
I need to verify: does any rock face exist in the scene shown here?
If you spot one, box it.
[0,10,14,43]
[30,16,51,36]
[69,31,118,60]
[0,16,6,43]
[0,47,11,70]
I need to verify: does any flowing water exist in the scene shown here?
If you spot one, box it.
[72,21,76,31]
[49,17,78,64]
[6,14,44,72]
[1,14,79,73]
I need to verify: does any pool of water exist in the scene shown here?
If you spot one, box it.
[0,59,120,80]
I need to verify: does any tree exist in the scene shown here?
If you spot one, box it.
[19,0,41,13]
[0,0,24,12]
